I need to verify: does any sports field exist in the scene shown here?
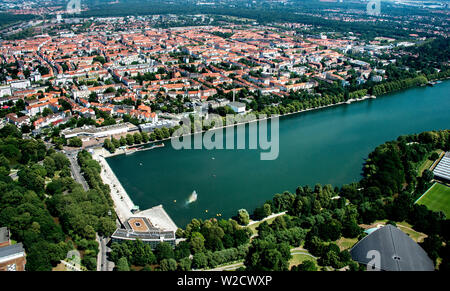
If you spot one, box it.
[416,183,450,217]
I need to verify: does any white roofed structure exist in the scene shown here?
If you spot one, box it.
[433,152,450,182]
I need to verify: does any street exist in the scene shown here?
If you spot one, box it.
[67,151,89,191]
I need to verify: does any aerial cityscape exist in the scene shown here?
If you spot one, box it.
[0,0,449,278]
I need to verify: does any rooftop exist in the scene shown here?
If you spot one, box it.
[433,152,450,181]
[0,227,9,244]
[131,205,178,233]
[350,225,434,271]
[0,243,26,263]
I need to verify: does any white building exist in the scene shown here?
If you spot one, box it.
[62,123,138,139]
[9,80,30,90]
[0,86,12,98]
[228,102,246,114]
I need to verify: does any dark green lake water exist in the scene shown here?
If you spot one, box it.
[107,81,450,227]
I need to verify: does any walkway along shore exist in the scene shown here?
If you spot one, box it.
[93,148,135,224]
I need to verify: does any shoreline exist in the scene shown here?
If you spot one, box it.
[95,81,448,225]
[103,78,450,159]
[93,148,135,224]
[95,96,378,223]
[102,95,377,158]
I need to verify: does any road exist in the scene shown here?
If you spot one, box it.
[97,235,114,271]
[65,150,114,271]
[67,151,89,191]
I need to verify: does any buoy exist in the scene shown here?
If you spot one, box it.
[174,200,176,203]
[205,209,208,213]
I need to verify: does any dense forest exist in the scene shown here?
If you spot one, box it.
[72,0,435,39]
[0,124,116,270]
[0,13,35,28]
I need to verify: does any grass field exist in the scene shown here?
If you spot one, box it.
[247,214,285,235]
[416,183,450,217]
[289,253,317,269]
[335,237,358,251]
[360,220,426,242]
[417,149,443,175]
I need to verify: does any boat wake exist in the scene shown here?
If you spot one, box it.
[186,190,198,205]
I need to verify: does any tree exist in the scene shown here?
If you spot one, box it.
[178,257,192,271]
[253,203,272,220]
[111,137,120,148]
[154,242,174,262]
[317,219,342,241]
[141,132,150,143]
[42,107,53,117]
[292,260,317,271]
[116,257,130,271]
[192,252,208,269]
[68,138,83,147]
[190,232,206,254]
[83,225,96,240]
[0,124,22,138]
[238,209,250,225]
[160,258,177,271]
[245,239,291,271]
[420,235,442,264]
[43,156,56,178]
[18,167,45,193]
[422,169,434,182]
[133,132,142,144]
[93,55,106,64]
[98,217,116,237]
[119,136,127,146]
[126,134,135,145]
[51,153,70,170]
[429,152,439,161]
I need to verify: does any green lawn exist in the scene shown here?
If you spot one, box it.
[335,237,358,251]
[416,183,450,217]
[289,253,317,269]
[247,214,284,235]
[417,149,443,175]
[360,220,426,242]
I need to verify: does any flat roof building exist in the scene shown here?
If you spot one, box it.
[111,205,177,249]
[62,122,139,139]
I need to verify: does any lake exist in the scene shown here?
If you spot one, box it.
[107,81,450,227]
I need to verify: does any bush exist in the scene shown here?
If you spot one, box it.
[68,137,83,147]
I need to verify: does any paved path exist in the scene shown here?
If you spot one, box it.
[97,234,114,271]
[247,211,287,227]
[93,149,134,224]
[67,151,89,191]
[65,150,115,271]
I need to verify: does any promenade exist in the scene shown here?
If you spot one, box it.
[93,148,135,224]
